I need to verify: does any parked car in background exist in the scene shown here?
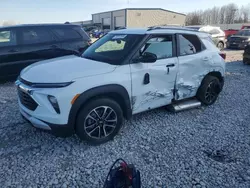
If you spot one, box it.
[243,44,250,65]
[83,26,99,36]
[227,29,250,50]
[16,27,225,144]
[198,26,226,51]
[89,29,110,38]
[89,29,104,38]
[186,25,226,50]
[224,29,239,39]
[241,24,250,30]
[0,23,90,81]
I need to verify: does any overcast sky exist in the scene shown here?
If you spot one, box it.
[0,0,249,24]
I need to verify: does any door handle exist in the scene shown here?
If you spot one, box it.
[166,64,175,67]
[203,57,209,61]
[8,49,18,53]
[166,64,175,74]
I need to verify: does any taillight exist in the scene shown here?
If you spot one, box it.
[219,53,226,60]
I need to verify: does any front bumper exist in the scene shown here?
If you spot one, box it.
[21,108,74,137]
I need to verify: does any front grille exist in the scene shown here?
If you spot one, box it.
[18,88,38,111]
[230,37,243,43]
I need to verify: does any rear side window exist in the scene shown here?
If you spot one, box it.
[140,35,173,59]
[52,27,82,40]
[209,29,220,35]
[178,34,204,56]
[78,28,91,40]
[0,30,17,47]
[21,28,54,44]
[201,37,219,51]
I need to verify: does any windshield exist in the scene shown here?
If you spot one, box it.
[235,30,250,36]
[82,33,145,64]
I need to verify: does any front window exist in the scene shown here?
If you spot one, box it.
[140,35,173,59]
[235,30,250,36]
[208,29,220,35]
[82,34,145,64]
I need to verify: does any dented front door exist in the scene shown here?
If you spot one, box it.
[131,34,178,114]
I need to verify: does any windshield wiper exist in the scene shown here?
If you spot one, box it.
[56,48,81,57]
[83,56,97,61]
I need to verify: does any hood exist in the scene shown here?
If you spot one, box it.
[230,35,250,39]
[20,55,117,83]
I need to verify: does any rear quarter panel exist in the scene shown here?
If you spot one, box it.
[176,36,225,101]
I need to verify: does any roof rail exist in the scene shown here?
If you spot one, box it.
[147,26,200,32]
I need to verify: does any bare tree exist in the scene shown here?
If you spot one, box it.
[220,6,226,24]
[2,20,16,26]
[224,3,238,24]
[186,3,250,25]
[211,7,220,24]
[203,9,211,25]
[242,6,250,22]
[185,11,203,25]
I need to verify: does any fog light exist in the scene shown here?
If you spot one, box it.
[48,95,60,114]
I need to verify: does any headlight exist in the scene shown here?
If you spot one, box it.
[48,95,60,114]
[31,82,73,88]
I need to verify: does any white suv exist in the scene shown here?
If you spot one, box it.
[16,27,226,144]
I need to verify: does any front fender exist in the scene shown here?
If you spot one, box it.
[67,84,132,130]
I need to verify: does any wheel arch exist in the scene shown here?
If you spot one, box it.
[202,71,224,91]
[217,40,225,45]
[207,71,223,82]
[68,84,132,130]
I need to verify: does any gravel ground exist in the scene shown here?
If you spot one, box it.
[0,51,250,188]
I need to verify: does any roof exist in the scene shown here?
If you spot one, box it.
[0,23,80,29]
[109,27,209,36]
[92,8,186,16]
[186,23,250,30]
[110,28,148,35]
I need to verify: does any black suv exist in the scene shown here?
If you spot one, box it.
[243,45,250,65]
[227,29,250,49]
[0,24,90,81]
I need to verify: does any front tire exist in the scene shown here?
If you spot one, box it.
[76,98,123,144]
[197,76,221,105]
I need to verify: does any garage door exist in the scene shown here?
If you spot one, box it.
[103,18,111,25]
[115,16,125,29]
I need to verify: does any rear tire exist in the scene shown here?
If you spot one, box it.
[217,42,224,51]
[196,76,221,105]
[243,58,250,65]
[76,98,123,145]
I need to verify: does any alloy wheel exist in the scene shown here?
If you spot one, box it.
[84,106,117,139]
[217,43,224,51]
[205,81,218,104]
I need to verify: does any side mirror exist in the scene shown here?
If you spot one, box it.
[135,52,157,63]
